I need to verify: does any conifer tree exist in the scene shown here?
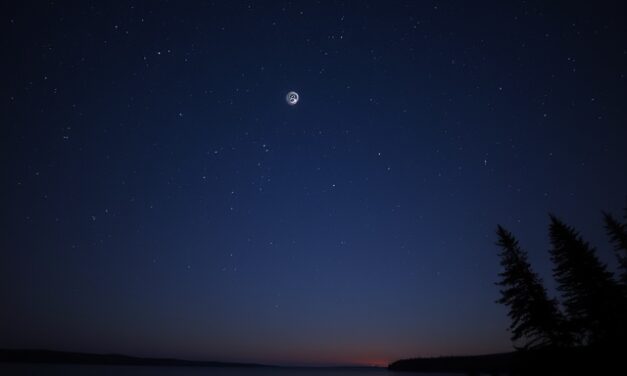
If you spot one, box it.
[548,215,626,346]
[495,225,570,349]
[603,211,627,285]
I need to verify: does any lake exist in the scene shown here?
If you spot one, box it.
[0,364,464,376]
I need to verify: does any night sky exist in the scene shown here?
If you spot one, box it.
[2,0,627,367]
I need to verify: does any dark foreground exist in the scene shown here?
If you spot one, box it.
[0,351,394,376]
[0,364,395,376]
[0,349,269,368]
[388,347,625,375]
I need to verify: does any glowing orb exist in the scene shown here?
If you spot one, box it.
[286,91,299,105]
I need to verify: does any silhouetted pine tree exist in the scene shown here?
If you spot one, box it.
[603,210,627,285]
[548,215,627,346]
[495,225,571,349]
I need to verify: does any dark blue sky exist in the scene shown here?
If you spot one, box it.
[2,0,627,367]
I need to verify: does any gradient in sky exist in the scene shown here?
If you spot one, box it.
[2,0,627,367]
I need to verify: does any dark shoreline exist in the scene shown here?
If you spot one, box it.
[388,347,625,375]
[7,347,625,375]
[0,349,271,368]
[0,349,384,370]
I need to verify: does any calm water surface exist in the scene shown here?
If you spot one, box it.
[0,364,463,376]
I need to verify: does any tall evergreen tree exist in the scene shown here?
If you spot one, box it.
[603,211,627,285]
[548,215,626,346]
[495,225,570,349]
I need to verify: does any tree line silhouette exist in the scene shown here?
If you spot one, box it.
[496,207,627,350]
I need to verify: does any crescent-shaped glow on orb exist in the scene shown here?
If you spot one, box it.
[286,91,299,105]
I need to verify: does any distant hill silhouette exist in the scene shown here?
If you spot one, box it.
[0,349,271,368]
[388,347,624,375]
[0,349,384,370]
[389,352,514,374]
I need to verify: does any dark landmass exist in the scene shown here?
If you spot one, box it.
[0,349,384,370]
[389,352,514,374]
[388,347,625,375]
[0,349,271,368]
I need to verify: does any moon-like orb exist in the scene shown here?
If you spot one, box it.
[286,91,299,105]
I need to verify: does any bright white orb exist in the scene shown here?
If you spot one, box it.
[286,91,299,105]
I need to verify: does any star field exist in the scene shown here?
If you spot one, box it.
[2,0,627,367]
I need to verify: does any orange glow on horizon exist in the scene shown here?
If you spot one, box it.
[259,353,391,367]
[356,358,390,367]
